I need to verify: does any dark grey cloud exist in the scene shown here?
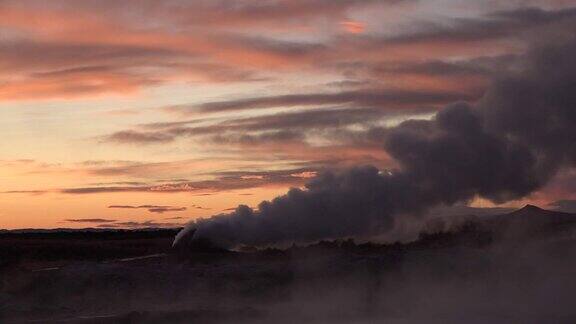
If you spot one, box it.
[210,130,305,146]
[1,190,48,195]
[154,179,191,183]
[62,186,152,194]
[548,200,576,213]
[211,168,317,184]
[104,130,175,144]
[385,7,576,45]
[97,220,184,228]
[88,181,148,186]
[191,204,211,210]
[175,30,576,248]
[174,89,473,114]
[165,216,186,220]
[108,205,187,213]
[104,105,435,146]
[185,107,390,131]
[60,167,316,195]
[148,207,187,213]
[108,205,150,209]
[374,54,519,78]
[227,35,327,59]
[113,220,183,228]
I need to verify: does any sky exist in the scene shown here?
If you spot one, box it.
[1,0,576,229]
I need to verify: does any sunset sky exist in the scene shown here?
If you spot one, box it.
[1,0,576,229]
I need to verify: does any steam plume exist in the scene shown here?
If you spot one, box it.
[175,31,576,249]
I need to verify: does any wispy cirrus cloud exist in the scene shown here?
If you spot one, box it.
[108,205,187,213]
[104,131,175,144]
[0,0,405,100]
[191,204,211,211]
[97,220,184,228]
[65,218,117,223]
[0,166,322,196]
[1,2,573,101]
[62,167,316,195]
[167,89,475,115]
[103,106,432,147]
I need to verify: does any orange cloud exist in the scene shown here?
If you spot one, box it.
[0,70,151,100]
[340,21,366,34]
[0,1,559,104]
[0,1,535,102]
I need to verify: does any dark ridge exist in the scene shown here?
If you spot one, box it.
[518,204,544,212]
[0,228,182,239]
[504,204,576,219]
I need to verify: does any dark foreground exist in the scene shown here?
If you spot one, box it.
[1,206,576,323]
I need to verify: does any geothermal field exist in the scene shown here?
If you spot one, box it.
[2,205,576,323]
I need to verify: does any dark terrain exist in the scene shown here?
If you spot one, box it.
[1,205,576,323]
